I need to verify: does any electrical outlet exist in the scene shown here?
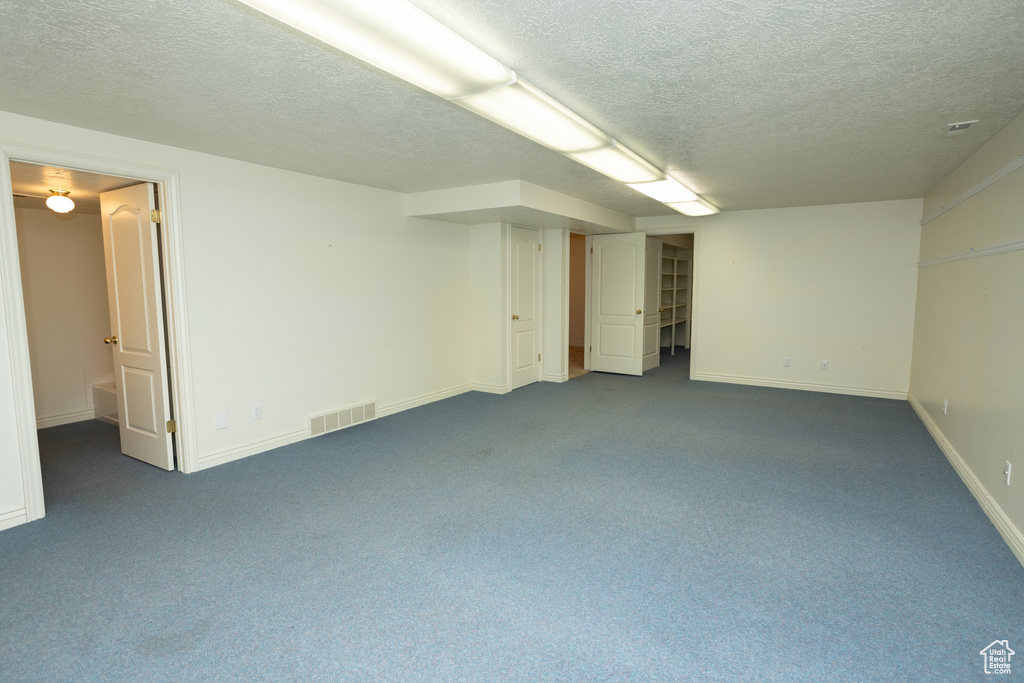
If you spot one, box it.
[783,357,791,367]
[943,399,948,415]
[253,404,263,420]
[1005,461,1012,486]
[821,360,829,371]
[215,411,228,430]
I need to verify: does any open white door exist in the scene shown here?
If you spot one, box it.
[642,237,662,372]
[510,226,542,390]
[590,232,646,376]
[100,183,174,471]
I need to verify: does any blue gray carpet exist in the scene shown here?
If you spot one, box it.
[1,351,1021,681]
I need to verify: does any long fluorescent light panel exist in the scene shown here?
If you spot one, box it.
[628,177,698,203]
[569,144,663,184]
[238,0,513,98]
[237,0,718,214]
[452,79,611,153]
[667,198,719,216]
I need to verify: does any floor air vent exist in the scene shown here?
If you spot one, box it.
[309,400,377,437]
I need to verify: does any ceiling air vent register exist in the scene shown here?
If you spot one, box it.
[946,121,978,137]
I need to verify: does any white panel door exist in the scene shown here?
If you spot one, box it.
[100,184,174,471]
[642,237,662,372]
[510,227,541,390]
[590,233,646,376]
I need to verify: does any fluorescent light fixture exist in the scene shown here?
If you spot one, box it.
[666,198,719,217]
[46,189,74,213]
[239,0,713,202]
[569,143,664,184]
[451,78,611,153]
[236,0,514,99]
[627,177,698,203]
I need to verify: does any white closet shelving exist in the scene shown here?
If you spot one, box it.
[659,245,693,354]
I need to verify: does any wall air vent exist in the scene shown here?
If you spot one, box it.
[945,120,978,136]
[309,400,377,437]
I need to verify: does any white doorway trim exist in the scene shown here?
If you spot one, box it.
[543,228,570,383]
[0,142,197,523]
[583,234,592,371]
[637,226,701,380]
[690,227,701,381]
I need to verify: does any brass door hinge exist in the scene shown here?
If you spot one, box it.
[538,244,542,251]
[166,419,176,433]
[151,209,162,223]
[538,353,541,361]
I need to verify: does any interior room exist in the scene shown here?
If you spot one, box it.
[0,0,1022,679]
[10,164,156,432]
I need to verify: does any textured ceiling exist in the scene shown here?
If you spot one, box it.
[2,0,1022,215]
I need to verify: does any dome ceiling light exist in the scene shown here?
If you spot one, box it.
[46,189,75,213]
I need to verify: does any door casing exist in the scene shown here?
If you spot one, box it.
[0,143,196,525]
[583,229,701,379]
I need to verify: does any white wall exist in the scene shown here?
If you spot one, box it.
[15,206,113,427]
[691,200,922,398]
[0,111,475,525]
[469,223,507,392]
[909,111,1024,566]
[541,228,567,382]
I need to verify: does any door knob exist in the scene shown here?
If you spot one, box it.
[636,309,642,315]
[104,335,118,345]
[512,314,520,320]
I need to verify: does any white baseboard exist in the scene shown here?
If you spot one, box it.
[0,505,28,532]
[472,383,510,395]
[36,408,97,429]
[908,393,1024,569]
[693,372,908,400]
[196,383,492,471]
[378,383,475,418]
[197,429,308,471]
[542,373,569,383]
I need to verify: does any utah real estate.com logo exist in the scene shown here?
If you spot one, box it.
[980,640,1014,675]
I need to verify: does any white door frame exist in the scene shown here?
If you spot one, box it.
[582,228,701,378]
[634,227,701,380]
[0,143,197,523]
[689,227,700,379]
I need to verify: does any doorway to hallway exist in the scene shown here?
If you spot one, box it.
[568,231,588,380]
